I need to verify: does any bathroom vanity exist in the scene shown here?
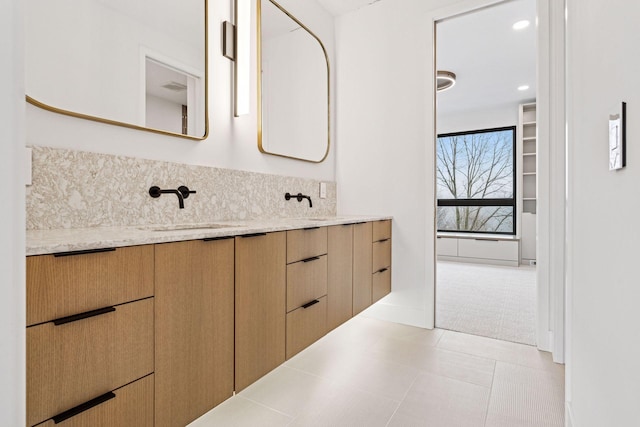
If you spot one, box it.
[26,217,392,427]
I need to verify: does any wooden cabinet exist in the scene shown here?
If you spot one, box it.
[286,297,328,358]
[155,238,235,427]
[235,232,286,391]
[372,220,392,303]
[285,227,328,359]
[26,245,154,326]
[352,222,373,315]
[26,219,392,425]
[36,375,154,427]
[327,225,353,331]
[26,248,154,427]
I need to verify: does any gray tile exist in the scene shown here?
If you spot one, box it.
[371,336,496,387]
[485,362,565,427]
[288,383,400,427]
[387,372,490,427]
[240,365,337,418]
[188,396,292,427]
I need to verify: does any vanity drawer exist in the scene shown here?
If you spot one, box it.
[372,238,391,273]
[26,245,154,326]
[36,374,154,427]
[286,296,327,359]
[27,298,154,427]
[286,255,328,312]
[372,220,391,242]
[372,267,391,303]
[286,227,328,264]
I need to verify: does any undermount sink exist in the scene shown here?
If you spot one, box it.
[140,223,240,232]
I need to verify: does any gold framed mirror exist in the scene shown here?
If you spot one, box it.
[25,0,209,140]
[257,0,330,162]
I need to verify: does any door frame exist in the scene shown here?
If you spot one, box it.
[428,0,566,361]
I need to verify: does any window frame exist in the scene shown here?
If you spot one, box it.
[436,125,517,235]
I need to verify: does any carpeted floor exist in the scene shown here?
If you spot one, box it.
[435,261,537,346]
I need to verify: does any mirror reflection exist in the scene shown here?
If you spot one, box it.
[258,0,330,162]
[25,0,207,139]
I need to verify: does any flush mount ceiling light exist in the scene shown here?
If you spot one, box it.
[437,70,456,92]
[512,20,530,30]
[518,85,530,91]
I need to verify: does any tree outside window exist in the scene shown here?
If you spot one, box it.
[436,126,516,234]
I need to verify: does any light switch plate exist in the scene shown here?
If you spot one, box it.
[609,102,626,170]
[319,182,327,199]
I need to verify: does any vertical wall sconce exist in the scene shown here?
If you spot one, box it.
[234,0,251,116]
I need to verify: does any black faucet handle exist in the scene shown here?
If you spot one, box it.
[149,186,162,198]
[178,186,196,199]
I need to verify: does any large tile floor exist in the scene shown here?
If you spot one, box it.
[190,316,565,427]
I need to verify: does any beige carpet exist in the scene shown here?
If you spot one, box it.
[436,261,536,346]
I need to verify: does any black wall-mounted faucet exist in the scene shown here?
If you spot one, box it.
[285,192,313,208]
[149,185,196,209]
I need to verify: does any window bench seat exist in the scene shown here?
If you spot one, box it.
[436,233,520,267]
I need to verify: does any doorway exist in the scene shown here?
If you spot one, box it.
[434,0,538,345]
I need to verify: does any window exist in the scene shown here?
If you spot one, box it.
[436,126,516,234]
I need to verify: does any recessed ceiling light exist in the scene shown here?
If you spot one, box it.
[518,85,530,91]
[513,20,530,30]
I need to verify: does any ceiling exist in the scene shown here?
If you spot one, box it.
[314,0,537,119]
[316,0,381,16]
[436,0,537,117]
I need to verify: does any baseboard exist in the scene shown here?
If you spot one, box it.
[566,402,574,427]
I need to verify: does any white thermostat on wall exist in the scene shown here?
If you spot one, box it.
[609,102,626,170]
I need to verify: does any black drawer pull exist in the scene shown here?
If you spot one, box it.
[202,236,234,242]
[376,267,389,274]
[52,391,115,424]
[302,256,321,263]
[53,306,116,326]
[376,238,390,243]
[240,233,267,238]
[302,299,320,309]
[53,248,116,257]
[303,226,320,231]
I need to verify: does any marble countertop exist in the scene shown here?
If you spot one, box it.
[27,216,392,256]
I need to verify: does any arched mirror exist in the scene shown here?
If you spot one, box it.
[258,0,330,162]
[25,0,208,139]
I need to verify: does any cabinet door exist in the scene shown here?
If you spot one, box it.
[327,224,353,331]
[27,245,154,326]
[36,375,154,427]
[235,232,286,391]
[352,222,373,315]
[27,299,154,427]
[155,238,235,427]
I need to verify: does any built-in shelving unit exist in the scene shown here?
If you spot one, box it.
[518,102,537,264]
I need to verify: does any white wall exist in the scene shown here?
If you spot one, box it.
[25,0,336,182]
[26,0,203,126]
[335,0,461,327]
[437,104,518,134]
[0,0,25,424]
[262,25,328,160]
[566,0,640,425]
[146,94,184,134]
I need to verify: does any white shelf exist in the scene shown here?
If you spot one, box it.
[519,102,537,260]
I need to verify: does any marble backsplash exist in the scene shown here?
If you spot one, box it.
[27,146,337,230]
